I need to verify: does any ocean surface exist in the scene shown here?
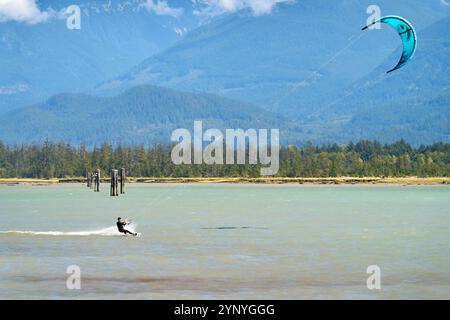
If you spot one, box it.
[0,183,449,299]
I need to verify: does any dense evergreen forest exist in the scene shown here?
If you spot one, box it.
[0,140,448,178]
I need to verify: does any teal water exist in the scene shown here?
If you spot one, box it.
[0,184,449,299]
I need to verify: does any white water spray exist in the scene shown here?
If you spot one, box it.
[0,222,138,237]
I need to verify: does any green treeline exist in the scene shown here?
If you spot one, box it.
[0,140,449,178]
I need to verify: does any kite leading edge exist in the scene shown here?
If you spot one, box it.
[362,15,417,74]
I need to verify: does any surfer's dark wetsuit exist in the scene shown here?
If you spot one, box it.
[116,219,136,236]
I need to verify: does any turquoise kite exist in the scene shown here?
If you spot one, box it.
[362,15,417,73]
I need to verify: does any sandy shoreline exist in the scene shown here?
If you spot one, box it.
[0,177,449,186]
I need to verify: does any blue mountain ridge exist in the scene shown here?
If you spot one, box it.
[0,0,198,114]
[0,0,448,146]
[0,84,292,146]
[96,0,450,119]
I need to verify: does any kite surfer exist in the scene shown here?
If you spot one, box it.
[116,217,137,236]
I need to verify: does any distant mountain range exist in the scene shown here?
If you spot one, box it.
[0,0,448,146]
[0,85,290,146]
[0,0,198,114]
[96,0,450,118]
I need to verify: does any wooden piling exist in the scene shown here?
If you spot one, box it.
[94,169,100,192]
[110,169,118,196]
[119,168,126,194]
[86,172,91,188]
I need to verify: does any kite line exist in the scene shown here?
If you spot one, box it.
[269,32,367,111]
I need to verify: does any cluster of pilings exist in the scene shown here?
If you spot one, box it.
[111,168,126,196]
[86,168,125,196]
[87,169,100,192]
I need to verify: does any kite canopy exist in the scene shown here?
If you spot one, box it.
[363,15,417,73]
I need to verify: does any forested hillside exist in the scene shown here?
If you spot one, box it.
[1,140,448,178]
[0,85,285,146]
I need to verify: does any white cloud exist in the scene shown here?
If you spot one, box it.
[141,0,184,18]
[441,0,449,6]
[193,0,293,17]
[0,84,28,95]
[0,0,55,24]
[174,26,187,36]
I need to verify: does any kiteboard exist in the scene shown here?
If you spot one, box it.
[123,232,141,237]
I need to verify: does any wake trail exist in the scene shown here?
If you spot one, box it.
[0,223,138,237]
